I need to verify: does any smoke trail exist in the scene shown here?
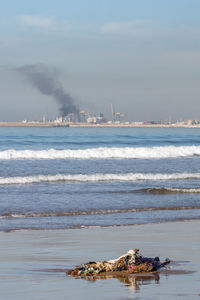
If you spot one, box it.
[17,64,79,116]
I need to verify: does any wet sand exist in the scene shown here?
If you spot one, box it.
[0,220,200,299]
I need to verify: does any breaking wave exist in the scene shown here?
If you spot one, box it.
[1,145,200,160]
[1,172,200,185]
[1,206,200,219]
[138,187,200,194]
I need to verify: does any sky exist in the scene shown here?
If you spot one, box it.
[1,0,200,122]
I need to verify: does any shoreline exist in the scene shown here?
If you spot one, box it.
[1,121,200,128]
[1,217,200,233]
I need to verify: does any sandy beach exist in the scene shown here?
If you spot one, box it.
[0,220,199,300]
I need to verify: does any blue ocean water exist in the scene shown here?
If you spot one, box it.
[1,127,200,231]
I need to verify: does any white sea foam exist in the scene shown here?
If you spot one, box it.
[1,205,199,219]
[0,172,200,185]
[140,187,200,193]
[162,188,200,193]
[0,145,200,160]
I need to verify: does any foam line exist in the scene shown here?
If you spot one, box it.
[0,172,200,185]
[1,205,200,219]
[0,145,200,160]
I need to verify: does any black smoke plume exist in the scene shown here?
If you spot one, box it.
[17,64,79,117]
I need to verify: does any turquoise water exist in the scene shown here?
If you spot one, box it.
[1,127,200,231]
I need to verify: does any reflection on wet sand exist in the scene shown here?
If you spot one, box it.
[81,272,160,291]
[117,273,159,291]
[36,267,195,294]
[72,270,194,293]
[69,269,195,292]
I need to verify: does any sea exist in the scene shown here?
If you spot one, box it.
[1,126,200,232]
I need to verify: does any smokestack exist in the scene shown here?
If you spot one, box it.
[17,64,79,117]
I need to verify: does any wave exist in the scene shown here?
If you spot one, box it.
[1,172,200,185]
[1,145,200,160]
[1,205,200,219]
[138,187,200,194]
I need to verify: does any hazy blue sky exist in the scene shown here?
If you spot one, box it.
[1,0,200,121]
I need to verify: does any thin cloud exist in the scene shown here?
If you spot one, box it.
[19,15,53,28]
[101,20,154,36]
[100,20,200,48]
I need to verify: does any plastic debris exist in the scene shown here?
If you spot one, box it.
[67,249,170,277]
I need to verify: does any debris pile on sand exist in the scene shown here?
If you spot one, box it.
[68,249,170,277]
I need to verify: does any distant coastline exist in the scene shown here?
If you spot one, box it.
[1,121,200,128]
